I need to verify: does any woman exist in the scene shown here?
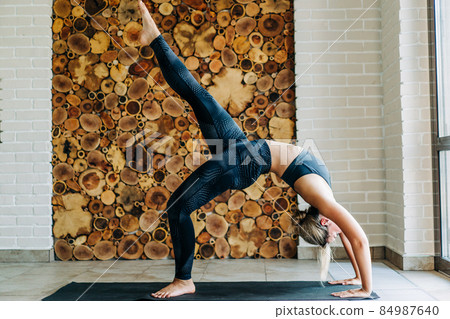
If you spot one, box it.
[137,0,372,299]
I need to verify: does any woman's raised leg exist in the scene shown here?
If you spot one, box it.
[138,0,246,147]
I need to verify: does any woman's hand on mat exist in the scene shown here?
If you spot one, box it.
[331,288,371,299]
[328,277,361,286]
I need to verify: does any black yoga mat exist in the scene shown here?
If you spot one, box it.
[42,281,379,301]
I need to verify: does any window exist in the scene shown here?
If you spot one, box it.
[435,0,450,267]
[439,152,450,259]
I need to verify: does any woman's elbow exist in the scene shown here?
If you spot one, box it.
[350,234,369,250]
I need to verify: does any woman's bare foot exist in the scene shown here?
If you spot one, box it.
[138,0,161,46]
[151,278,196,299]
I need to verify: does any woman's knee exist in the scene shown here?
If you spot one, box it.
[167,207,181,233]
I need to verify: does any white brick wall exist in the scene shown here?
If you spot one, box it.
[381,0,404,255]
[381,0,435,258]
[294,0,386,247]
[295,0,435,264]
[0,0,436,264]
[0,0,53,250]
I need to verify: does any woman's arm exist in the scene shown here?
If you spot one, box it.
[293,174,372,298]
[320,201,372,298]
[328,232,361,285]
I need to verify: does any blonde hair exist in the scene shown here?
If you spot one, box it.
[298,206,331,282]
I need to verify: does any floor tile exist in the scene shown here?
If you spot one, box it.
[376,289,436,301]
[205,259,265,273]
[396,270,450,290]
[0,277,68,296]
[199,274,266,282]
[0,265,35,279]
[201,259,266,282]
[0,259,449,301]
[193,260,209,270]
[265,259,319,271]
[83,266,148,275]
[23,266,88,277]
[0,295,43,301]
[71,272,141,283]
[199,274,266,281]
[424,288,450,301]
[266,271,333,282]
[329,261,417,289]
[265,259,330,281]
[0,263,35,269]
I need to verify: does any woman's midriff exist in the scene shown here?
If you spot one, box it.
[265,140,303,178]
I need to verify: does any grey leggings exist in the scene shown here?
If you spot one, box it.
[150,34,272,279]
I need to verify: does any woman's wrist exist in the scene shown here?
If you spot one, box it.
[361,286,372,294]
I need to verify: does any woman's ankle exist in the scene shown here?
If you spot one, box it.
[174,277,193,283]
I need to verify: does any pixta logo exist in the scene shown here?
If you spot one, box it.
[124,129,326,173]
[124,129,210,173]
[124,129,174,173]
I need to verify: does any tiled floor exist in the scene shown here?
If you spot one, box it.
[0,259,448,301]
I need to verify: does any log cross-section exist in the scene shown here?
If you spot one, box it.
[51,0,297,261]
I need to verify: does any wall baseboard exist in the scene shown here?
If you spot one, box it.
[385,247,434,270]
[0,249,54,262]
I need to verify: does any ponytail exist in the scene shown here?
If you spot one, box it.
[297,206,331,284]
[318,244,331,284]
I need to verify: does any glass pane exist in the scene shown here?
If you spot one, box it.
[436,1,450,137]
[440,151,450,259]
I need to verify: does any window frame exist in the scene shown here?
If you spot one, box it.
[429,0,450,275]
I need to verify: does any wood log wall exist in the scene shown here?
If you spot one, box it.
[51,0,299,261]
